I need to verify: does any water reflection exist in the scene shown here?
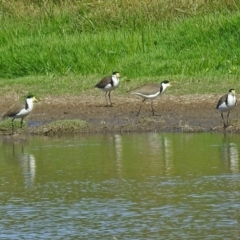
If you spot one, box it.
[221,138,239,174]
[19,152,36,187]
[1,138,36,188]
[113,134,123,178]
[107,133,175,178]
[0,133,240,239]
[162,136,174,176]
[149,133,174,176]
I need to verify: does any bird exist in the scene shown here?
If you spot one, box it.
[216,89,237,128]
[2,94,38,131]
[128,80,171,116]
[94,71,120,107]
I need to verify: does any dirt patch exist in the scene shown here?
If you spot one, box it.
[1,93,240,135]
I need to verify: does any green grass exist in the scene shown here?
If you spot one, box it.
[0,118,89,135]
[0,119,26,134]
[1,13,240,78]
[0,74,240,98]
[33,119,89,135]
[1,0,240,95]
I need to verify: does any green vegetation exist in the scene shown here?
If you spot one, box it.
[33,119,89,135]
[1,0,240,95]
[0,119,26,134]
[0,118,89,134]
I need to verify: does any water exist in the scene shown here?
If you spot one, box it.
[0,133,240,239]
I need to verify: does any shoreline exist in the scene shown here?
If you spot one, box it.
[0,94,239,136]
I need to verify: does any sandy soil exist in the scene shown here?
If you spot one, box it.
[1,93,240,135]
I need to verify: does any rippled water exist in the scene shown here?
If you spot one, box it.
[0,133,240,239]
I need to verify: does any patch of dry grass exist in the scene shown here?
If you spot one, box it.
[2,0,239,21]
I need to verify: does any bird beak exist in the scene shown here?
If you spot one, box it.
[33,97,38,102]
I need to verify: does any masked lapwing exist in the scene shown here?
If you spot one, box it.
[94,71,120,107]
[2,94,38,131]
[129,80,171,116]
[216,89,237,128]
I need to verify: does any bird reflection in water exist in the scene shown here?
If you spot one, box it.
[113,134,123,178]
[3,137,36,188]
[143,133,174,176]
[20,152,36,188]
[221,137,239,174]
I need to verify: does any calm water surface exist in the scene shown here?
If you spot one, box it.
[0,133,240,239]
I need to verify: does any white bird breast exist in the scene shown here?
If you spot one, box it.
[132,91,160,99]
[218,101,236,112]
[102,84,117,91]
[15,108,32,118]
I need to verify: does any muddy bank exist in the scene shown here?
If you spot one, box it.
[0,93,240,135]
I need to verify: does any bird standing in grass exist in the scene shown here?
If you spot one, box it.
[94,71,120,107]
[216,89,237,128]
[2,94,38,132]
[129,80,171,116]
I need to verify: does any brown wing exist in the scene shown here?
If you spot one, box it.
[129,83,160,95]
[94,76,112,88]
[2,101,25,118]
[216,94,227,109]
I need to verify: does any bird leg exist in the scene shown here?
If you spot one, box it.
[226,111,230,126]
[108,91,113,107]
[104,92,113,107]
[136,99,146,116]
[221,112,227,128]
[104,92,108,107]
[20,118,23,128]
[11,119,14,132]
[151,100,155,116]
